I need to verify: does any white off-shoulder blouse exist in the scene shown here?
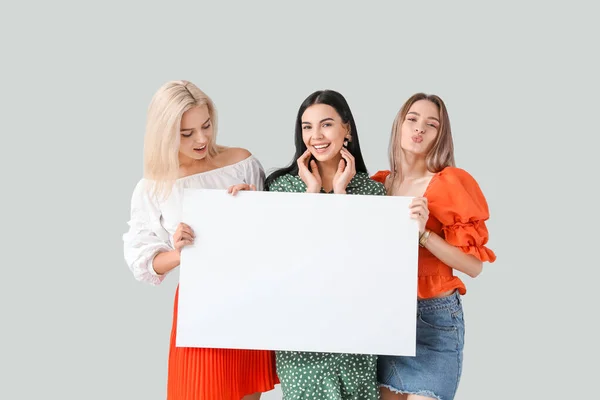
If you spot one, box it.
[122,155,265,286]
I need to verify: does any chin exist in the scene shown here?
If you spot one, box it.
[184,152,207,161]
[311,152,334,163]
[401,145,426,156]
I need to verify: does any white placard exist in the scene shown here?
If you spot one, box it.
[177,188,418,356]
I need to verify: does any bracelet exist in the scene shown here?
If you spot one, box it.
[419,229,431,247]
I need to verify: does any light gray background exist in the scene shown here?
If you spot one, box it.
[2,2,598,399]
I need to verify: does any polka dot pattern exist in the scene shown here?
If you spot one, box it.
[267,172,387,196]
[276,351,379,399]
[266,171,385,399]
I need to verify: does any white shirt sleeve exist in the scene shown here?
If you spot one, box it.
[243,155,266,191]
[122,179,173,285]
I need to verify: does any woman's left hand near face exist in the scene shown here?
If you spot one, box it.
[332,148,356,194]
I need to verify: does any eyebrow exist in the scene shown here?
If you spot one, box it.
[181,117,211,131]
[407,111,440,122]
[302,117,335,125]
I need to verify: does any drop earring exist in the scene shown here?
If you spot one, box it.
[344,127,352,147]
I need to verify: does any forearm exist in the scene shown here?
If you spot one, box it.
[152,250,181,275]
[422,231,483,278]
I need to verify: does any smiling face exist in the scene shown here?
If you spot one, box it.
[178,104,213,162]
[301,104,350,162]
[399,99,440,156]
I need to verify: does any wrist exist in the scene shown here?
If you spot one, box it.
[332,182,347,194]
[419,229,431,247]
[307,185,321,193]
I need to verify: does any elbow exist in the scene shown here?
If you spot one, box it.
[130,263,147,283]
[126,257,164,286]
[467,261,483,278]
[132,268,163,286]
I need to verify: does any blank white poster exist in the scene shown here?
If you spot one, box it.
[177,188,418,356]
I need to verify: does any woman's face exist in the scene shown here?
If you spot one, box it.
[399,99,440,156]
[178,104,213,161]
[301,104,349,162]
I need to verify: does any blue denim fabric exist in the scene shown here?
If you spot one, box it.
[378,290,465,400]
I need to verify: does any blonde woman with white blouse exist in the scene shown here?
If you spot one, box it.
[122,80,278,400]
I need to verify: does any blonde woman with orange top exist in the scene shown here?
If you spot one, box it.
[371,93,496,400]
[122,80,279,400]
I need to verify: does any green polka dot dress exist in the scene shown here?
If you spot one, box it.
[267,172,387,197]
[267,171,386,400]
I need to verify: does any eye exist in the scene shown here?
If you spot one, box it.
[302,125,311,130]
[181,132,192,137]
[407,117,417,122]
[427,123,437,128]
[202,122,211,130]
[322,123,332,128]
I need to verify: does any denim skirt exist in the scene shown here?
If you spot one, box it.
[378,290,465,400]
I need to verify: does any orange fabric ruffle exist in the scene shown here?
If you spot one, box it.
[371,167,496,298]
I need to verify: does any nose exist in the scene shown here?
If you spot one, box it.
[414,125,425,134]
[312,126,324,139]
[194,131,208,143]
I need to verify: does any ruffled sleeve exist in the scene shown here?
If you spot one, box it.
[370,170,391,185]
[241,155,266,191]
[122,179,173,285]
[427,167,497,262]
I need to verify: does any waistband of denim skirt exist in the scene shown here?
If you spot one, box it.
[417,290,461,311]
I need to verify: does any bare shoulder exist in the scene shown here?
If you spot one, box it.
[214,146,253,168]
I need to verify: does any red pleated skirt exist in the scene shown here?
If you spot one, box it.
[167,285,279,399]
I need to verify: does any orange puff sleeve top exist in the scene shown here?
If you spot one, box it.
[371,167,497,299]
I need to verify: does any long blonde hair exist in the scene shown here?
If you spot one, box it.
[387,93,455,186]
[143,80,224,198]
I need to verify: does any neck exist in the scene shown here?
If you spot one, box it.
[317,154,343,191]
[397,151,429,181]
[178,154,211,173]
